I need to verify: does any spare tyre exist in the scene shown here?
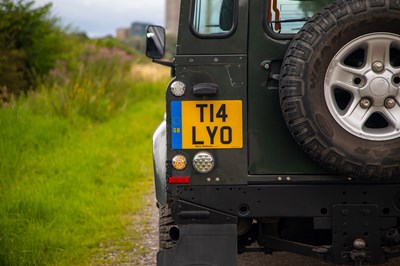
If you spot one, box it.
[280,0,400,180]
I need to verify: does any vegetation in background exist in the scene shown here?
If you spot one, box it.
[0,87,167,265]
[125,36,146,56]
[0,0,171,265]
[165,32,178,59]
[0,0,66,94]
[124,33,176,59]
[43,43,135,121]
[299,0,335,15]
[0,51,170,266]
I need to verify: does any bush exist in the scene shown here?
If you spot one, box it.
[42,43,136,121]
[0,0,65,94]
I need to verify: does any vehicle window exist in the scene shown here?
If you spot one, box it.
[267,0,334,34]
[192,0,235,35]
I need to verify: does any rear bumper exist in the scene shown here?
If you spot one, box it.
[173,183,400,218]
[163,183,400,265]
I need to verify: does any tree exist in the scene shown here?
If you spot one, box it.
[0,0,65,94]
[299,0,334,16]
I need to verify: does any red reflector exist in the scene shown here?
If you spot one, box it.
[168,176,190,184]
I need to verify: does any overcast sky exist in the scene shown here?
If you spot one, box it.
[34,0,166,37]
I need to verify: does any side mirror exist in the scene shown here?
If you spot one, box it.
[146,25,166,59]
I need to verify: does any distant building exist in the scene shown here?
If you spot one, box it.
[116,28,130,41]
[131,22,150,37]
[115,1,180,40]
[166,0,180,34]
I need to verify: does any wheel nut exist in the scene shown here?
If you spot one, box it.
[385,98,397,109]
[360,98,371,109]
[372,61,384,73]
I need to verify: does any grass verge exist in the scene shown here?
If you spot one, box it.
[0,67,167,265]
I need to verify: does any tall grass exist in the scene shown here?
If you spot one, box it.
[40,43,135,121]
[0,43,170,265]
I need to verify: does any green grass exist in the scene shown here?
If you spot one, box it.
[0,78,166,265]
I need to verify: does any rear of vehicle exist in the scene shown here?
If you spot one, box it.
[149,0,400,265]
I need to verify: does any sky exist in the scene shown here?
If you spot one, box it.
[34,0,166,38]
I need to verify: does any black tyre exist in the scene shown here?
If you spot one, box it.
[159,204,177,250]
[280,0,400,180]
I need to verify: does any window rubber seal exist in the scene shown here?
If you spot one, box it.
[263,0,296,41]
[189,0,239,39]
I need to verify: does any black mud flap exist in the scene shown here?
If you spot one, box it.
[157,223,238,266]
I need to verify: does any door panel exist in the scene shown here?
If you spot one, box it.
[247,0,330,175]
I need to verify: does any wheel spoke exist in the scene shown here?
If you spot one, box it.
[327,63,363,93]
[381,104,400,130]
[366,39,392,68]
[330,80,360,95]
[338,62,364,76]
[328,62,364,83]
[393,67,400,75]
[342,104,375,132]
[341,95,361,116]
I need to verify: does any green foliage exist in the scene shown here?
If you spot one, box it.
[124,36,146,54]
[123,32,177,59]
[0,0,66,94]
[0,72,167,265]
[0,2,170,265]
[94,37,136,55]
[165,32,178,59]
[41,43,139,122]
[299,0,335,15]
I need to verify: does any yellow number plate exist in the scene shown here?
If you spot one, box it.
[171,100,243,149]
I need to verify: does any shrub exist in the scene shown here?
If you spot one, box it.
[0,0,65,94]
[43,43,136,121]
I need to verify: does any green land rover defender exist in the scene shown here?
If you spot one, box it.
[146,0,400,265]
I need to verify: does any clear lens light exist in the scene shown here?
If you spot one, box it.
[193,152,215,174]
[170,81,186,97]
[172,155,187,171]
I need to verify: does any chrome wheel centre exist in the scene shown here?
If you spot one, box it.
[369,77,389,97]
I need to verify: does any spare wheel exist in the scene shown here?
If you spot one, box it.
[280,0,400,180]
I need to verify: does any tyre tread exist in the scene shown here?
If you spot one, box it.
[159,204,176,250]
[280,0,400,180]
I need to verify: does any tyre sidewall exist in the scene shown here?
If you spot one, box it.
[282,1,400,178]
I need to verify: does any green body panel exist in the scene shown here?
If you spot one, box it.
[171,0,331,183]
[246,1,329,175]
[154,1,400,264]
[177,0,248,55]
[169,55,248,185]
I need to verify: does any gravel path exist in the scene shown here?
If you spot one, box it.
[92,188,159,266]
[126,190,158,266]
